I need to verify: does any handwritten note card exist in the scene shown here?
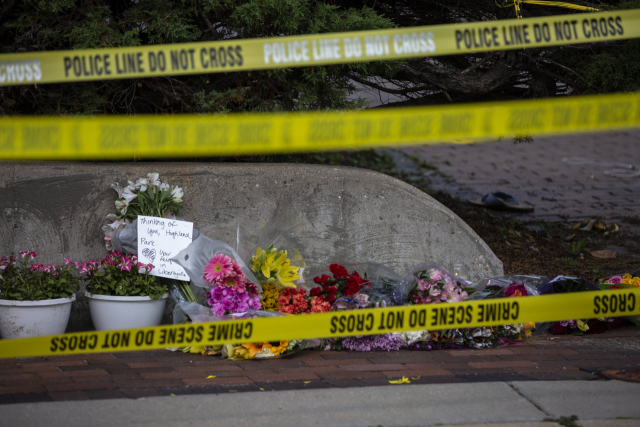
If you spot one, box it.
[137,216,193,281]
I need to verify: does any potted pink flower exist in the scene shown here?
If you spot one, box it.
[84,252,168,331]
[0,251,82,339]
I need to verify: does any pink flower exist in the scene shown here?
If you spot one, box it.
[131,255,138,265]
[203,254,234,283]
[219,275,246,293]
[64,257,73,265]
[119,256,132,272]
[30,251,37,258]
[43,265,53,273]
[30,264,43,271]
[428,269,442,282]
[608,276,623,284]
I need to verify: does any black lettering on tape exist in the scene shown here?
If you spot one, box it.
[309,120,345,143]
[238,122,272,145]
[244,322,253,339]
[22,125,60,152]
[400,116,432,138]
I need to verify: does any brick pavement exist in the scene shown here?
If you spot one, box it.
[397,130,640,224]
[1,325,639,404]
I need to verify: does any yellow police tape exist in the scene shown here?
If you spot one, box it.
[1,91,639,160]
[0,9,638,86]
[0,289,638,359]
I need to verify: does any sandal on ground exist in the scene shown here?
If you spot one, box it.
[468,192,534,212]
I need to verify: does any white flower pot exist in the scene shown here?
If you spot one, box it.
[85,292,168,331]
[0,295,75,339]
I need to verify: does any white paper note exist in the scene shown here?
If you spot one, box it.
[137,216,193,280]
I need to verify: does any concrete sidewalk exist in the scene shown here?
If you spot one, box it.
[3,380,639,427]
[398,130,640,224]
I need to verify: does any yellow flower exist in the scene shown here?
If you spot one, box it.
[260,283,281,311]
[630,278,640,288]
[251,247,277,279]
[522,322,535,338]
[274,255,300,288]
[263,341,289,356]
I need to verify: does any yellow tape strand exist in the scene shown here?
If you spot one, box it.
[0,10,636,86]
[0,92,639,160]
[0,289,637,359]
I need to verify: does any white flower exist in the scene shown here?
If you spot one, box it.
[147,173,161,187]
[134,178,149,192]
[171,186,184,201]
[111,183,125,198]
[158,182,170,191]
[115,199,129,215]
[400,330,431,345]
[255,348,276,358]
[122,187,137,203]
[106,213,119,221]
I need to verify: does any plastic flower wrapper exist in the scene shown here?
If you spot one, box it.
[168,301,224,355]
[237,212,307,289]
[470,275,547,338]
[392,261,475,306]
[333,261,401,310]
[171,235,262,318]
[219,310,319,360]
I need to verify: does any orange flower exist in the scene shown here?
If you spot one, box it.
[241,342,267,358]
[263,341,289,356]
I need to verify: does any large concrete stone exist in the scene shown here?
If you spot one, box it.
[0,162,502,331]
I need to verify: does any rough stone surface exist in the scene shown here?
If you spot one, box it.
[0,162,502,330]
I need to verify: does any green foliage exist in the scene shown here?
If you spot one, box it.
[0,0,394,115]
[119,184,183,222]
[86,253,167,299]
[563,237,588,256]
[550,1,640,94]
[0,254,79,301]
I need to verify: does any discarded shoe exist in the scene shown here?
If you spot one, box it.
[468,192,534,212]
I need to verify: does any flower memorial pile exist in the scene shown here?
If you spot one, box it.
[402,267,523,350]
[102,173,184,251]
[203,254,261,317]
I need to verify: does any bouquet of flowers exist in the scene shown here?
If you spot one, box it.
[102,172,184,252]
[250,246,300,289]
[0,251,83,301]
[220,310,319,360]
[537,276,628,335]
[392,262,524,349]
[202,254,261,317]
[309,264,370,304]
[600,273,640,289]
[599,273,640,326]
[85,252,167,299]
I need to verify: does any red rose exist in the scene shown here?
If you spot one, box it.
[344,281,362,296]
[310,287,321,297]
[551,322,568,335]
[327,294,336,303]
[329,286,337,294]
[329,264,349,278]
[324,286,331,293]
[609,317,628,329]
[586,319,606,335]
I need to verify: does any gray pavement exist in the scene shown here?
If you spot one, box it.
[3,380,638,427]
[399,130,640,224]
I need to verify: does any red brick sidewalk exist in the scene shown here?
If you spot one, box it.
[2,326,639,404]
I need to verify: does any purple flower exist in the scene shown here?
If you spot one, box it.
[342,334,404,351]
